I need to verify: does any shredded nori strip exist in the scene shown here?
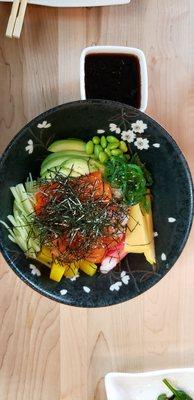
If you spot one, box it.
[31,172,128,263]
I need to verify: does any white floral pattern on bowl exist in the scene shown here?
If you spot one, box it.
[131,120,147,133]
[37,120,51,129]
[121,130,136,143]
[97,119,151,150]
[25,139,34,154]
[109,123,121,134]
[29,264,41,276]
[109,272,130,292]
[134,137,149,150]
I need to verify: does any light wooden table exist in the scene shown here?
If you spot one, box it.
[0,1,194,399]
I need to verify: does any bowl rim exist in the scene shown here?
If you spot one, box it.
[0,99,193,307]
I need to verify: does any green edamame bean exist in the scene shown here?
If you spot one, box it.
[119,140,128,153]
[94,144,103,158]
[104,147,111,157]
[92,136,100,145]
[107,142,119,150]
[86,140,94,155]
[106,135,120,144]
[99,152,108,163]
[100,136,107,149]
[111,149,123,156]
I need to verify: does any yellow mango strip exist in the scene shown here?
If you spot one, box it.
[50,261,67,282]
[124,203,149,252]
[124,198,156,265]
[78,260,97,276]
[144,200,156,265]
[64,262,78,278]
[37,245,53,267]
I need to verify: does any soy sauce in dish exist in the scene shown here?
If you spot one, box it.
[85,53,141,108]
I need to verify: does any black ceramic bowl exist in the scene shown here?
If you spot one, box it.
[0,100,193,307]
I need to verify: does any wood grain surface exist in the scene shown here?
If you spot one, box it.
[0,1,194,399]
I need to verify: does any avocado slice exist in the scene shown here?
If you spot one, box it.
[41,151,95,176]
[41,156,72,176]
[89,159,105,173]
[48,139,86,153]
[42,165,82,179]
[63,158,94,176]
[41,150,94,168]
[41,167,72,180]
[41,157,104,179]
[62,158,104,176]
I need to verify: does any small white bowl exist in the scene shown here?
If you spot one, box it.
[80,45,148,112]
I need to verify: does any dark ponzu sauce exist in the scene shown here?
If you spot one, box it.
[85,53,141,108]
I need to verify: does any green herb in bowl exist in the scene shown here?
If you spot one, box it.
[157,379,193,400]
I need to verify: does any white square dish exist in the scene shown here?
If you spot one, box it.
[1,0,131,7]
[105,368,194,400]
[80,45,148,112]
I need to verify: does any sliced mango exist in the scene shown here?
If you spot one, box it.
[50,261,67,282]
[124,197,156,265]
[124,203,149,251]
[64,262,78,278]
[144,201,156,265]
[37,246,53,266]
[78,260,97,276]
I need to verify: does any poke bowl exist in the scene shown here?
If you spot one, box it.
[0,99,193,307]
